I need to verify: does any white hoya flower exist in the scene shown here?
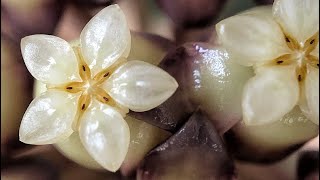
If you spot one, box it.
[19,5,178,172]
[216,0,319,125]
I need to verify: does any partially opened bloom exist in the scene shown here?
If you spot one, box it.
[216,0,319,125]
[19,5,178,172]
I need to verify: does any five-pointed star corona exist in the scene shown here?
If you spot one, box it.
[19,5,178,172]
[216,0,319,125]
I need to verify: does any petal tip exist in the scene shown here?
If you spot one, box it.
[20,36,27,46]
[18,125,41,145]
[18,120,31,144]
[110,4,121,10]
[102,162,122,173]
[20,35,35,43]
[172,77,179,89]
[20,36,30,55]
[18,131,29,144]
[99,4,123,16]
[167,75,179,94]
[78,102,130,172]
[215,21,224,37]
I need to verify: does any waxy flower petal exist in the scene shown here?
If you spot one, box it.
[216,12,290,66]
[79,100,130,172]
[102,61,178,112]
[19,4,178,172]
[80,5,131,77]
[305,65,319,124]
[242,66,299,125]
[19,90,79,144]
[273,0,319,43]
[21,35,82,85]
[217,0,319,125]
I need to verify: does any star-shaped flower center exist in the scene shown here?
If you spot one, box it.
[272,32,319,81]
[47,46,128,130]
[18,5,178,172]
[216,0,319,125]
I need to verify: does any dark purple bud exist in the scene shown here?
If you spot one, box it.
[137,110,235,180]
[131,42,252,134]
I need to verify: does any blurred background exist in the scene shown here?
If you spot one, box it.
[1,0,318,179]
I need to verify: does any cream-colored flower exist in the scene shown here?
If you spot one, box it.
[216,0,319,125]
[19,5,178,172]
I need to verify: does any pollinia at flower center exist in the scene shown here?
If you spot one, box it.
[271,31,319,82]
[19,4,178,172]
[46,45,129,131]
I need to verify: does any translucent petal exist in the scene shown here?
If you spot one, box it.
[299,84,312,120]
[80,5,131,77]
[102,60,178,112]
[242,66,299,125]
[79,100,130,172]
[299,79,317,125]
[54,132,103,170]
[19,90,79,145]
[21,35,81,85]
[216,12,290,66]
[33,80,47,98]
[273,0,319,43]
[311,43,319,58]
[304,65,319,124]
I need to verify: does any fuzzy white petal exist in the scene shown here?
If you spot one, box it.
[21,35,81,85]
[19,90,79,145]
[273,0,319,43]
[79,100,130,172]
[216,12,290,66]
[242,66,299,125]
[305,65,319,124]
[80,5,131,77]
[102,61,178,112]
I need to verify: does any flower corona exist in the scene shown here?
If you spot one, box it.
[216,0,319,125]
[19,5,178,172]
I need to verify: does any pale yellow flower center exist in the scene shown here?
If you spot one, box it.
[271,31,319,82]
[47,46,127,131]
